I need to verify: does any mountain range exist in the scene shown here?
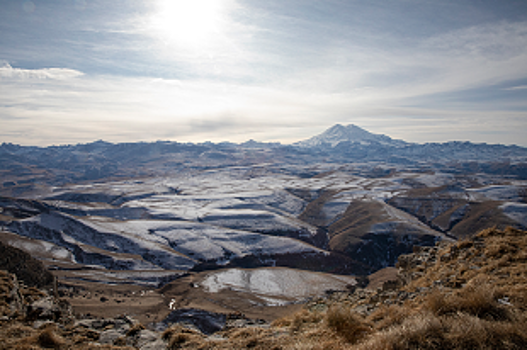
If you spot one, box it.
[1,124,526,192]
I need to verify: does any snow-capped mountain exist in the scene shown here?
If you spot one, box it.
[295,124,407,148]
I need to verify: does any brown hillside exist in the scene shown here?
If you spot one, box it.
[388,186,522,238]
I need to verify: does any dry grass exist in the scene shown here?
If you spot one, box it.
[272,309,324,333]
[352,227,527,350]
[325,306,371,343]
[357,312,446,350]
[0,321,136,350]
[403,227,527,307]
[424,283,510,321]
[124,323,145,337]
[35,325,66,349]
[0,323,36,349]
[298,189,338,227]
[221,328,282,350]
[162,324,208,350]
[367,304,414,331]
[355,310,527,350]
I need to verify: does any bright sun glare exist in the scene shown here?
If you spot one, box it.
[152,0,227,48]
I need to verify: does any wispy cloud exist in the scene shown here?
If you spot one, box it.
[503,85,527,91]
[0,62,84,80]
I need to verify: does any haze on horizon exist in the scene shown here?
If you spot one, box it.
[1,0,527,147]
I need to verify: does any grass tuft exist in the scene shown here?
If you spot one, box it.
[325,306,371,343]
[36,326,66,349]
[162,325,206,350]
[367,304,413,330]
[272,309,324,333]
[424,283,510,321]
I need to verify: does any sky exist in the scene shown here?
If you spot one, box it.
[1,0,527,147]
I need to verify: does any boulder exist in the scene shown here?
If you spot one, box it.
[161,308,227,335]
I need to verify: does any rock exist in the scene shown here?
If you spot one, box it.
[74,319,95,329]
[440,253,451,261]
[126,329,162,349]
[75,317,131,333]
[33,320,55,329]
[27,296,59,321]
[225,317,269,330]
[99,329,125,344]
[162,308,227,335]
[352,304,375,316]
[396,254,417,269]
[0,271,25,317]
[139,338,167,350]
[112,319,132,332]
[116,314,137,326]
[90,320,105,329]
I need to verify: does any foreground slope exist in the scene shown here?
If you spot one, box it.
[165,227,527,349]
[1,227,525,349]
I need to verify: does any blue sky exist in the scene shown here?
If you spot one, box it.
[1,0,527,146]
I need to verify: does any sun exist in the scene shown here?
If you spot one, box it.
[152,0,228,48]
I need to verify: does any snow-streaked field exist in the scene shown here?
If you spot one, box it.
[500,202,527,227]
[467,185,523,202]
[78,216,324,263]
[121,168,413,232]
[200,267,356,306]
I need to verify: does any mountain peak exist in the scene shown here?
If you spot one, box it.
[295,124,403,147]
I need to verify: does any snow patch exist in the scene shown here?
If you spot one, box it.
[200,267,356,305]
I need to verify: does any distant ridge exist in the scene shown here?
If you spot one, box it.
[1,124,527,192]
[294,124,407,147]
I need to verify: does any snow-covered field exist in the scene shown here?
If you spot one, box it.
[200,267,356,306]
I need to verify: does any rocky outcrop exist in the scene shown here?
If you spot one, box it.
[0,268,166,349]
[0,240,54,288]
[161,308,227,335]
